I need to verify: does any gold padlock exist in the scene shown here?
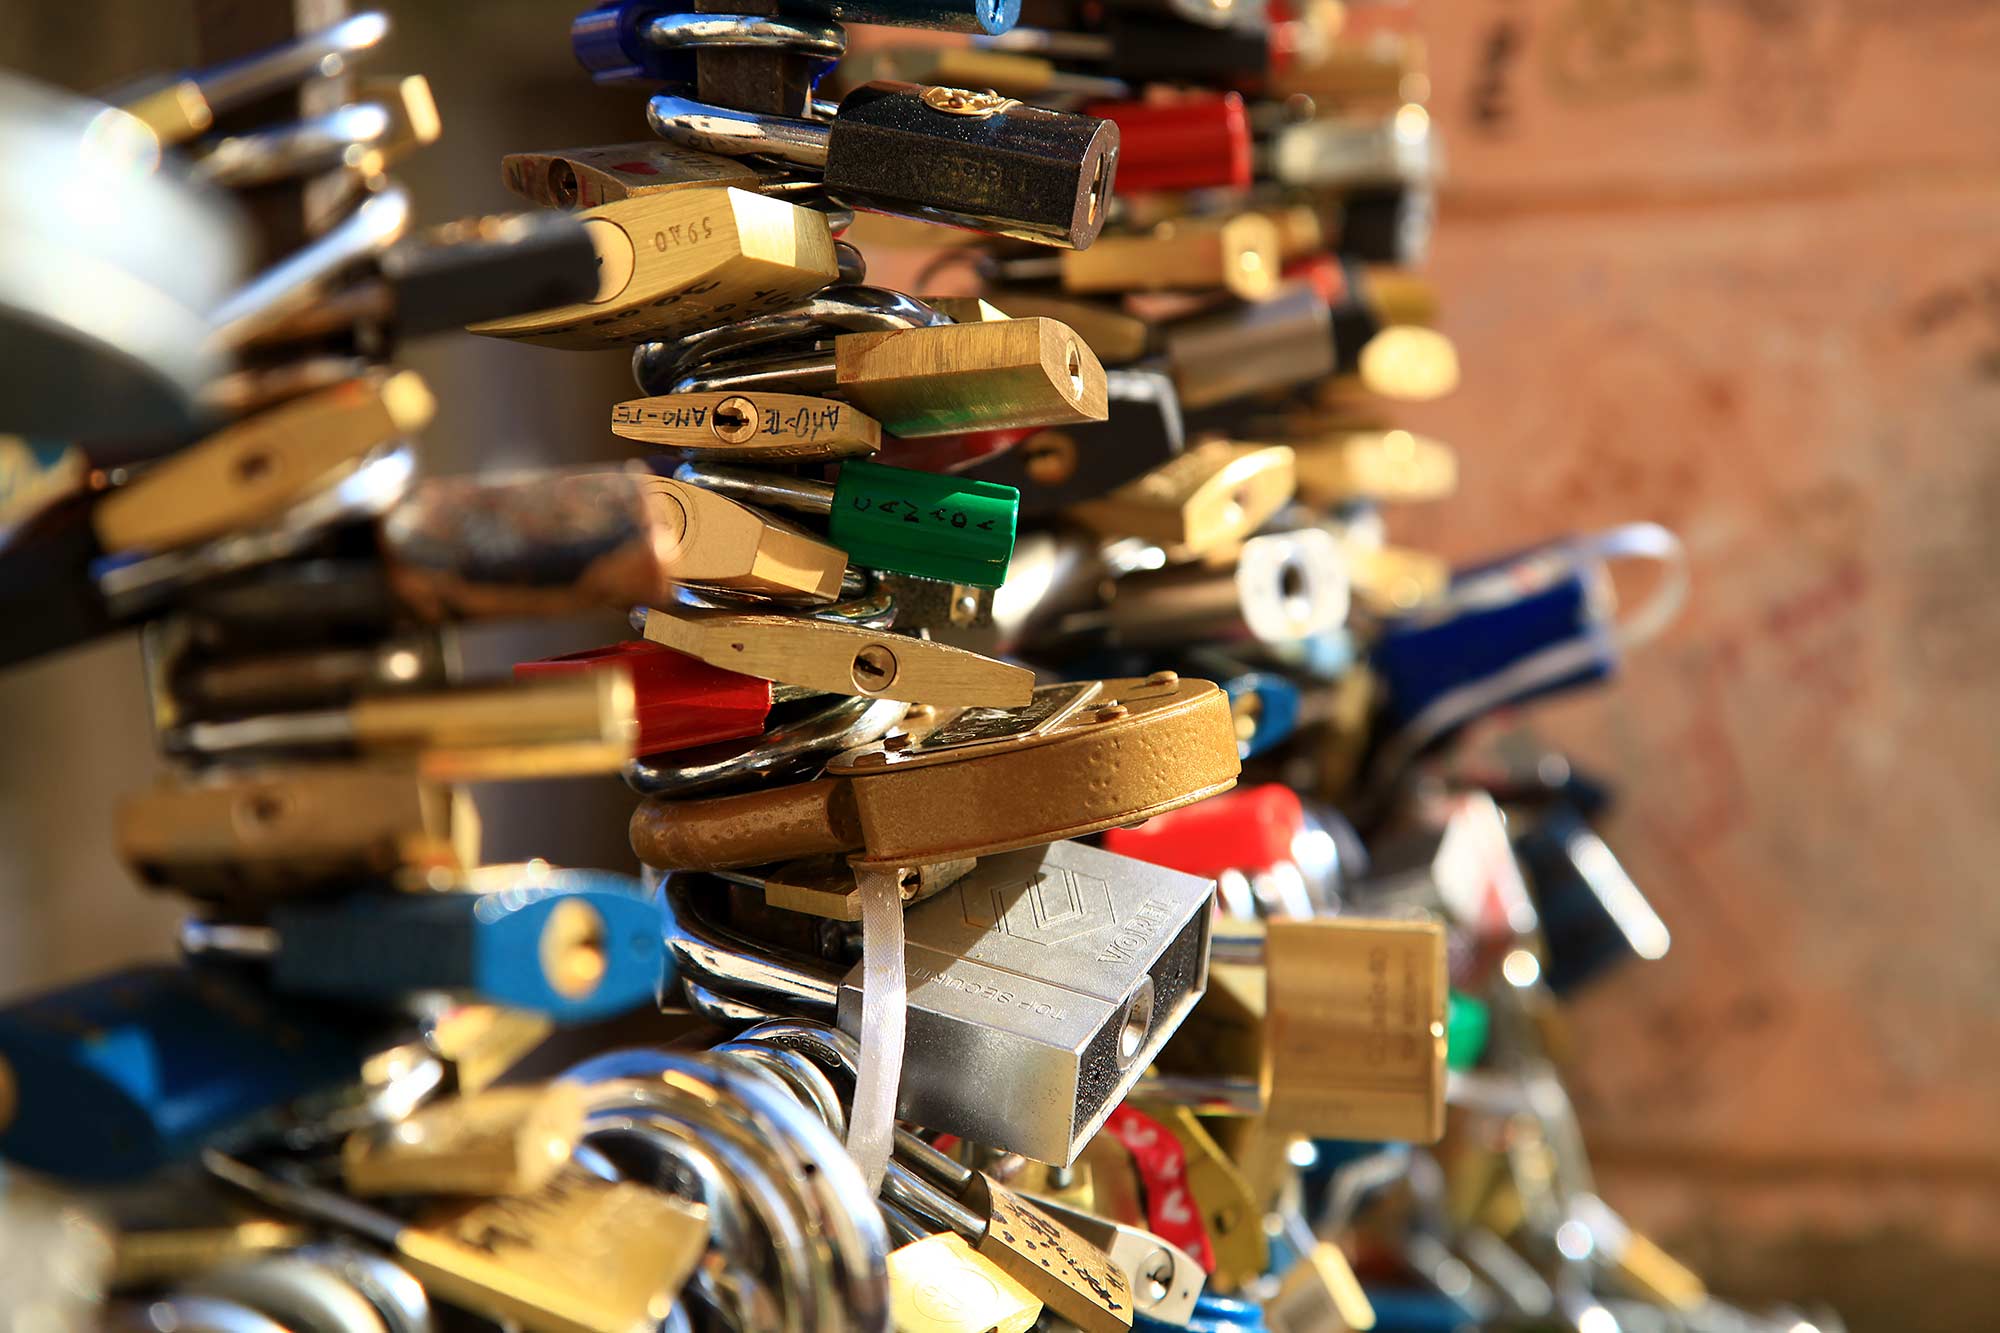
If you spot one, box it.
[342,1083,588,1197]
[467,188,838,348]
[888,1232,1043,1333]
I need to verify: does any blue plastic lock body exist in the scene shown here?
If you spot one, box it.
[0,965,377,1182]
[268,870,665,1022]
[573,0,1019,85]
[1371,544,1614,738]
[1515,804,1668,996]
[1221,671,1301,760]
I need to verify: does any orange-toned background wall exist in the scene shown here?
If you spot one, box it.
[2,5,1996,1327]
[1395,4,2000,1326]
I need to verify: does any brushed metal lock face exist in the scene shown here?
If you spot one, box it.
[837,840,1213,1166]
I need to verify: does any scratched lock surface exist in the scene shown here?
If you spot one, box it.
[1392,3,2000,1328]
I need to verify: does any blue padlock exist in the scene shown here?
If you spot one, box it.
[573,0,1019,86]
[1221,671,1302,760]
[0,965,378,1182]
[252,869,666,1022]
[1369,524,1684,777]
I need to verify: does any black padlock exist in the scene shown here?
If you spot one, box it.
[953,367,1184,516]
[648,81,1119,248]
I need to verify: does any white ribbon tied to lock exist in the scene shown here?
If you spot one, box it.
[846,865,907,1192]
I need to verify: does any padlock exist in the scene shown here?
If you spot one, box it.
[465,188,839,348]
[640,604,1034,707]
[381,468,799,622]
[181,866,665,1021]
[633,472,851,603]
[110,372,432,556]
[516,639,786,757]
[1085,93,1252,195]
[162,635,451,722]
[892,1140,1136,1332]
[611,390,882,462]
[341,1083,588,1197]
[1219,671,1305,759]
[1366,532,1679,776]
[717,855,978,923]
[0,372,432,669]
[118,761,479,900]
[1162,282,1337,411]
[888,1232,1044,1333]
[1063,13,1276,88]
[1290,429,1457,505]
[649,82,1118,248]
[1103,782,1305,881]
[1068,442,1296,559]
[632,674,1239,872]
[972,293,1151,366]
[237,212,605,350]
[0,965,384,1181]
[1273,30,1430,106]
[1023,1192,1207,1327]
[502,142,762,209]
[1096,1103,1216,1275]
[159,670,638,781]
[954,369,1184,519]
[1146,917,1450,1145]
[667,839,1213,1166]
[840,46,1128,105]
[1001,215,1279,301]
[639,316,1111,438]
[575,0,1023,89]
[1333,183,1436,266]
[205,1156,708,1333]
[1262,1242,1377,1333]
[670,457,1020,588]
[1121,1102,1268,1294]
[1087,530,1350,653]
[1269,104,1438,191]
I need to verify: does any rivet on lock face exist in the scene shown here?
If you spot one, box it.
[919,86,1020,117]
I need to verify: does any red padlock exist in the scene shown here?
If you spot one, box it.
[1103,782,1305,879]
[1085,93,1253,196]
[515,640,771,756]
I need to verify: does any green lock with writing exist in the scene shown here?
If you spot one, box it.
[827,459,1019,588]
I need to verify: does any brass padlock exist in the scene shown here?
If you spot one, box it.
[1069,442,1297,560]
[467,188,838,348]
[342,1083,587,1197]
[888,1232,1043,1333]
[631,674,1240,872]
[641,606,1034,708]
[118,761,480,899]
[611,391,882,462]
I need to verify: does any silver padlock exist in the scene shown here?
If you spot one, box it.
[667,839,1215,1165]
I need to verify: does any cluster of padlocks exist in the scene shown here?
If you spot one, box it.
[0,6,1840,1333]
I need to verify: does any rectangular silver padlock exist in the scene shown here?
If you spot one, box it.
[838,839,1214,1166]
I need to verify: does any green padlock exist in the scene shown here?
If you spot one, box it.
[672,458,1019,588]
